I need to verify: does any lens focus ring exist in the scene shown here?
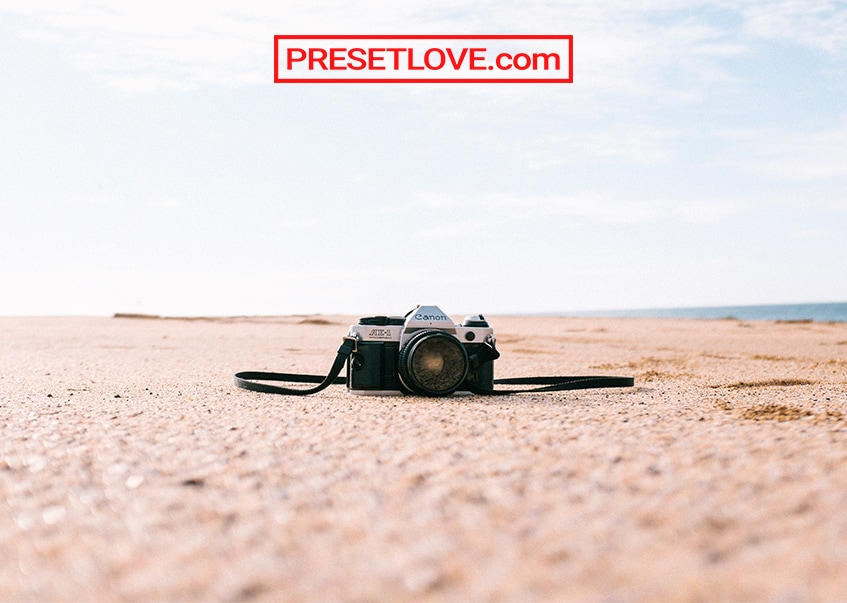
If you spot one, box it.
[398,330,469,396]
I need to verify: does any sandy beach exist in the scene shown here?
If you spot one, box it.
[1,314,846,602]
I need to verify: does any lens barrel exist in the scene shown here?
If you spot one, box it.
[398,330,469,396]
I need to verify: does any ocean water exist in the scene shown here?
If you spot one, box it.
[564,302,847,323]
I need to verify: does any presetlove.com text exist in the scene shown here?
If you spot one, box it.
[274,35,573,83]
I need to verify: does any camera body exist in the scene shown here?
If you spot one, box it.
[346,305,497,396]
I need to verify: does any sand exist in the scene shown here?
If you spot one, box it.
[1,314,846,602]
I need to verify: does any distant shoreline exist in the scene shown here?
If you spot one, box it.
[4,302,846,323]
[556,301,847,323]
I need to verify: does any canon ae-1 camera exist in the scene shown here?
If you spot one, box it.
[345,304,499,396]
[234,305,635,397]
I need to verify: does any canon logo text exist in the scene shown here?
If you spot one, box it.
[414,314,451,321]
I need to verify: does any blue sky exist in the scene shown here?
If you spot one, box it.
[1,1,846,316]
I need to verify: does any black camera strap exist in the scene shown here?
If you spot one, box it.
[233,337,356,396]
[467,375,635,395]
[233,337,634,396]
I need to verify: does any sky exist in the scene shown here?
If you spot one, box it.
[1,0,846,317]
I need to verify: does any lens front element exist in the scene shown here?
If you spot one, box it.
[399,330,469,396]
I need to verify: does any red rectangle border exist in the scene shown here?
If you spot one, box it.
[274,35,573,83]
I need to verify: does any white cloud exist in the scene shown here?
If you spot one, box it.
[412,190,747,225]
[74,192,181,209]
[84,193,113,206]
[0,0,756,99]
[107,75,193,94]
[790,229,825,240]
[2,0,271,91]
[524,125,683,169]
[741,0,847,53]
[4,1,840,88]
[670,199,747,223]
[416,225,470,239]
[415,191,459,209]
[748,116,847,179]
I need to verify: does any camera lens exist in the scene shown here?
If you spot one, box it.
[398,330,469,396]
